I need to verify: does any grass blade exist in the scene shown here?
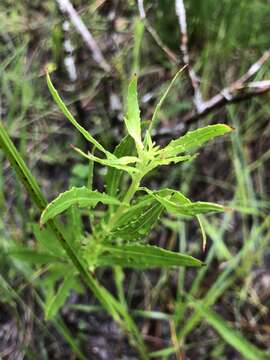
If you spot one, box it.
[0,121,148,359]
[149,66,186,133]
[191,300,267,360]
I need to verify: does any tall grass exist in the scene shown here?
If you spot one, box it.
[0,0,269,358]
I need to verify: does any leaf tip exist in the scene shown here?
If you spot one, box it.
[224,124,235,132]
[39,216,45,228]
[45,62,57,75]
[202,240,206,253]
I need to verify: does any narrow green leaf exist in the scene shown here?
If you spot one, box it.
[161,124,233,157]
[9,248,63,264]
[149,67,186,133]
[105,135,135,198]
[132,18,144,74]
[94,244,203,268]
[45,276,77,320]
[143,187,226,216]
[133,310,171,321]
[191,300,267,360]
[87,146,95,190]
[46,72,108,155]
[156,189,207,250]
[41,187,121,225]
[156,195,226,216]
[125,75,142,146]
[109,197,163,242]
[32,223,65,256]
[155,154,196,166]
[149,347,176,358]
[0,121,147,351]
[43,264,76,287]
[73,146,140,174]
[0,122,47,211]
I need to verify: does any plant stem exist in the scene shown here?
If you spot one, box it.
[0,121,149,360]
[108,174,142,230]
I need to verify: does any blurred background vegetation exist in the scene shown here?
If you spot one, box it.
[0,0,270,359]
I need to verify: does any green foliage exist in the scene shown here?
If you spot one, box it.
[94,244,203,268]
[44,73,231,271]
[109,196,163,242]
[191,300,267,360]
[45,274,80,320]
[142,187,227,216]
[125,74,142,148]
[46,72,108,155]
[160,124,233,157]
[0,70,232,359]
[1,2,269,359]
[149,67,186,132]
[40,187,121,225]
[43,73,232,274]
[105,135,135,198]
[9,247,64,264]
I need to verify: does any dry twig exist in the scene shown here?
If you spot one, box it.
[56,0,111,72]
[183,50,270,124]
[173,0,270,127]
[137,0,178,63]
[175,0,270,126]
[175,0,204,111]
[138,0,270,135]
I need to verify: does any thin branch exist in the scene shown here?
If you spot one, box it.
[137,0,146,19]
[183,50,270,123]
[175,0,204,111]
[183,80,270,124]
[62,21,78,82]
[139,1,270,134]
[238,49,270,84]
[56,0,111,73]
[137,0,178,63]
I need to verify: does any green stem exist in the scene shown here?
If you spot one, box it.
[0,121,149,360]
[109,174,142,228]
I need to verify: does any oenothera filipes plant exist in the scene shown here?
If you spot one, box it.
[0,69,232,358]
[40,71,232,272]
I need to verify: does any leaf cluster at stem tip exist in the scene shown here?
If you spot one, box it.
[44,69,233,270]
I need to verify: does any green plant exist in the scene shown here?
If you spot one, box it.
[0,70,232,358]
